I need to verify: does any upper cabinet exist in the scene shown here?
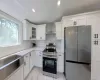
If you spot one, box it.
[55,22,62,40]
[23,20,36,40]
[23,20,46,40]
[71,15,87,26]
[36,24,46,40]
[62,15,87,27]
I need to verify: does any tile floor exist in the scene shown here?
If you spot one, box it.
[26,67,66,80]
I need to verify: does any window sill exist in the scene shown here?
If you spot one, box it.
[0,43,21,48]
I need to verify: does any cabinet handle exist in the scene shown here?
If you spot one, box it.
[73,21,77,25]
[40,37,42,39]
[24,62,26,65]
[59,55,61,56]
[30,37,32,39]
[30,53,31,56]
[26,55,28,57]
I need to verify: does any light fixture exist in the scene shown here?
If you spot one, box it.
[57,0,61,6]
[32,9,35,12]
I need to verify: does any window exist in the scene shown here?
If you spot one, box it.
[0,17,20,47]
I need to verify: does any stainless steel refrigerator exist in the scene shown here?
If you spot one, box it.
[64,26,91,80]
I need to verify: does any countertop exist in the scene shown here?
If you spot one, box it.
[15,47,63,57]
[15,47,44,56]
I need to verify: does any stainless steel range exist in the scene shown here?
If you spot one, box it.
[43,43,57,78]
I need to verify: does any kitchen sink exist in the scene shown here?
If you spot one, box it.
[0,54,23,80]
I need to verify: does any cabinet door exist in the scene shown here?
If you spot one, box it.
[36,24,46,40]
[72,15,87,26]
[23,20,32,40]
[57,53,64,73]
[35,51,42,67]
[7,66,24,80]
[24,54,30,79]
[30,51,35,70]
[29,52,33,71]
[55,22,62,40]
[31,24,36,39]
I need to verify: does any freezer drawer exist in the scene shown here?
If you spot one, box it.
[65,62,91,80]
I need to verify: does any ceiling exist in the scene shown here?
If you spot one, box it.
[0,0,100,24]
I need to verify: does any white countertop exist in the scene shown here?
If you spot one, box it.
[15,47,44,56]
[15,47,63,57]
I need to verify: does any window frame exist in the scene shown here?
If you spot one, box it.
[0,10,22,47]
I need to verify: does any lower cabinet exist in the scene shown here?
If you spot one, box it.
[29,52,35,71]
[7,65,24,80]
[24,53,30,79]
[34,51,42,67]
[57,53,64,73]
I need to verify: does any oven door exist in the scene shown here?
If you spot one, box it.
[43,57,57,74]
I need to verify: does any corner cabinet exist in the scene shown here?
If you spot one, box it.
[36,24,46,40]
[55,22,62,40]
[23,20,36,40]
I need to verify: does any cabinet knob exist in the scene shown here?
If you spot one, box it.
[30,53,31,56]
[30,37,32,39]
[24,62,26,65]
[40,37,42,39]
[73,21,77,25]
[26,55,28,57]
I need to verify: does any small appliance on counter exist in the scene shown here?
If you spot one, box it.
[43,43,57,78]
[32,43,36,47]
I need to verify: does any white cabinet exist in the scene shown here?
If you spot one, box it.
[23,20,36,40]
[63,15,87,27]
[71,15,87,26]
[36,24,46,40]
[24,53,30,79]
[29,52,34,71]
[57,53,64,73]
[34,51,42,67]
[7,65,24,80]
[55,22,62,40]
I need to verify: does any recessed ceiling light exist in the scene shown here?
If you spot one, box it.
[32,9,35,12]
[57,0,61,6]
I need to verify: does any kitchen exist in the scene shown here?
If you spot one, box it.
[0,0,100,80]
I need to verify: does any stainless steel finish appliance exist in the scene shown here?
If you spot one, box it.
[64,26,91,80]
[43,57,57,74]
[43,43,57,78]
[0,55,23,80]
